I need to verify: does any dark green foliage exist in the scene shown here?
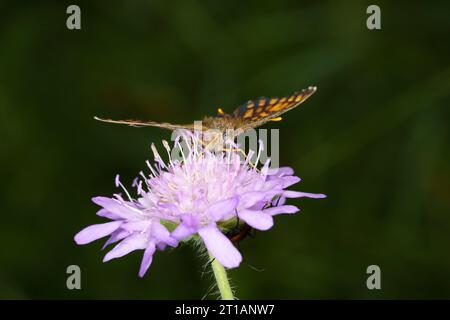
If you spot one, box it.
[0,0,449,299]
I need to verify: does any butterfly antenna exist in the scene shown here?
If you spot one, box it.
[94,116,119,124]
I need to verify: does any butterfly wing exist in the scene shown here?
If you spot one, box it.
[94,86,316,132]
[233,86,317,131]
[94,116,196,130]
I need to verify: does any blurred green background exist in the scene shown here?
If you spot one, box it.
[1,0,449,299]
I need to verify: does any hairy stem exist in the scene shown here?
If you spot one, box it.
[209,252,234,300]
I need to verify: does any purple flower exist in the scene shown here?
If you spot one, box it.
[74,133,326,277]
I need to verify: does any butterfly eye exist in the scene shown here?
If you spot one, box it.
[217,108,225,115]
[270,117,283,122]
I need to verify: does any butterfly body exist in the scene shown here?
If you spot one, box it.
[201,115,245,131]
[94,86,317,133]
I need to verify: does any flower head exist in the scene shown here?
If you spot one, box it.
[75,132,325,277]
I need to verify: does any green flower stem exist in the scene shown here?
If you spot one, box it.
[209,252,234,300]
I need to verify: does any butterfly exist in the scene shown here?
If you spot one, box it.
[94,86,317,134]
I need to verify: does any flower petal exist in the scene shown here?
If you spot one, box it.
[92,196,140,219]
[238,209,274,231]
[238,192,266,208]
[171,223,196,240]
[263,205,299,216]
[157,243,167,250]
[271,196,286,207]
[267,167,294,177]
[103,233,147,262]
[284,191,327,199]
[198,225,242,268]
[264,179,285,190]
[206,197,239,221]
[121,220,151,232]
[281,176,301,188]
[96,208,120,220]
[151,222,177,247]
[139,241,156,278]
[171,214,200,240]
[156,202,181,215]
[74,221,122,245]
[102,229,130,250]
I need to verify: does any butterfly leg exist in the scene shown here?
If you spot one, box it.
[199,132,222,151]
[197,132,259,169]
[221,147,259,170]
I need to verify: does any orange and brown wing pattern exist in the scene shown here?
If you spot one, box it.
[94,87,316,132]
[233,86,317,131]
